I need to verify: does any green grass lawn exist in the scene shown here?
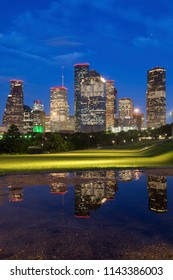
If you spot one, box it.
[0,140,173,174]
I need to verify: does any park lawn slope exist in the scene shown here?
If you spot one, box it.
[0,141,173,174]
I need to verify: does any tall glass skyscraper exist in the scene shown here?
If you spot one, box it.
[79,69,106,133]
[146,67,166,129]
[74,63,90,132]
[3,80,24,132]
[50,86,68,132]
[105,80,116,131]
[74,64,107,133]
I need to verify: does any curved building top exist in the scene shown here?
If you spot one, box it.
[148,66,166,72]
[10,79,23,83]
[74,63,90,67]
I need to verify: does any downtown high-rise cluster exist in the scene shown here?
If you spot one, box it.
[0,65,166,135]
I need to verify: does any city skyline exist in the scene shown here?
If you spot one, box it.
[0,0,173,124]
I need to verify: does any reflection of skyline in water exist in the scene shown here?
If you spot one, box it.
[50,173,68,195]
[75,170,118,218]
[8,186,23,202]
[0,170,169,215]
[1,169,173,260]
[147,175,167,213]
[118,169,142,181]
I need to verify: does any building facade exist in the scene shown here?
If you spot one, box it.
[74,63,90,132]
[79,70,106,133]
[32,100,45,133]
[118,98,133,128]
[132,111,145,130]
[3,80,24,132]
[146,67,166,129]
[23,105,33,133]
[50,86,68,132]
[105,81,116,131]
[74,64,108,133]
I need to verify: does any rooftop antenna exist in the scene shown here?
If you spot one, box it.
[62,66,64,87]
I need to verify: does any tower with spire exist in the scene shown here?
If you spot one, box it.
[50,68,69,132]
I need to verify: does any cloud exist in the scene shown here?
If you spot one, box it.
[53,52,86,65]
[133,36,159,47]
[1,0,173,70]
[0,76,13,83]
[46,37,83,47]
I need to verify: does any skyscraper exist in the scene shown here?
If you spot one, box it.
[3,80,24,132]
[23,105,33,133]
[74,63,90,132]
[79,69,106,132]
[146,67,166,129]
[32,100,45,133]
[118,98,133,128]
[105,80,116,131]
[50,86,68,132]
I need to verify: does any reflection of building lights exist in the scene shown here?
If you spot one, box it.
[75,215,90,219]
[101,198,107,204]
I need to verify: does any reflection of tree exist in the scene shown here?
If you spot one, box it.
[147,175,167,213]
[8,186,23,202]
[75,171,118,218]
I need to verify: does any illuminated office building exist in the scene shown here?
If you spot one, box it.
[118,98,133,128]
[23,105,33,133]
[3,80,24,132]
[45,115,51,132]
[74,63,90,132]
[79,69,106,132]
[146,67,166,129]
[132,111,145,130]
[32,100,45,133]
[105,80,116,131]
[147,175,167,213]
[119,98,133,119]
[50,86,68,132]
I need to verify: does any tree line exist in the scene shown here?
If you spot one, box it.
[0,123,172,154]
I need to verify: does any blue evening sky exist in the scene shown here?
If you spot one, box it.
[0,0,173,124]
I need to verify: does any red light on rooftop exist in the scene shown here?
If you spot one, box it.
[10,79,23,83]
[50,86,68,91]
[35,100,41,104]
[74,63,89,67]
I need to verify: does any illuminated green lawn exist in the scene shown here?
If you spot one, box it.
[0,141,173,174]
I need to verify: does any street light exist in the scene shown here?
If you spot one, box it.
[134,108,139,114]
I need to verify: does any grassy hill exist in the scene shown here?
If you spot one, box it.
[0,140,173,174]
